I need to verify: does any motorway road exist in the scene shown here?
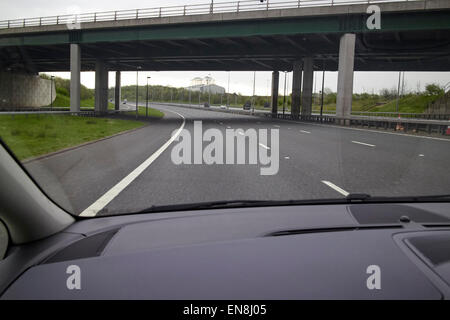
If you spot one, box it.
[24,103,450,216]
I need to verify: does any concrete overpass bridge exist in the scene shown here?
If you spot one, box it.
[0,0,449,119]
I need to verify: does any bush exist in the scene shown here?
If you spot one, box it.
[425,83,444,96]
[40,73,94,100]
[56,87,69,96]
[380,87,397,100]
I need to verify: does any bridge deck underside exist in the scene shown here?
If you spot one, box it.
[1,30,449,72]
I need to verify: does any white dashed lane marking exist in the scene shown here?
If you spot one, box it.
[351,140,375,147]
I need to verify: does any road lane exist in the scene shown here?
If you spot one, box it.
[24,108,183,214]
[21,103,450,216]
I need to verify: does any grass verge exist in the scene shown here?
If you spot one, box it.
[124,106,165,118]
[49,93,115,109]
[0,114,145,161]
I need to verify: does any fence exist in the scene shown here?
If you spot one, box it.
[0,0,416,29]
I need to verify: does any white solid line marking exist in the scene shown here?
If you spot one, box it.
[259,143,270,150]
[419,154,425,157]
[351,140,375,147]
[284,156,290,159]
[321,180,349,197]
[79,110,186,217]
[300,130,311,134]
[273,125,280,128]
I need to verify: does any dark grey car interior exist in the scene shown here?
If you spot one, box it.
[2,200,450,299]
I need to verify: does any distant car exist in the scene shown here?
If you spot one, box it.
[219,105,227,109]
[264,102,270,108]
[123,99,127,104]
[203,102,210,108]
[243,101,251,110]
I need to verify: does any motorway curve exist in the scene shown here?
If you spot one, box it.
[24,103,450,216]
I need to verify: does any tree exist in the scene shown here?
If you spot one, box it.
[379,87,397,100]
[425,83,444,96]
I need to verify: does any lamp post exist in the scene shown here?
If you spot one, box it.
[227,71,230,107]
[146,76,151,118]
[396,71,402,114]
[252,71,256,114]
[282,71,287,116]
[136,66,141,119]
[207,73,211,106]
[320,60,325,117]
[50,76,55,109]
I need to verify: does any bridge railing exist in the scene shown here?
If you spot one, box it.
[0,0,415,30]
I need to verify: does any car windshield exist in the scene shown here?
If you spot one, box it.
[0,0,449,217]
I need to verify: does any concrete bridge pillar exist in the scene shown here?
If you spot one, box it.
[115,71,121,111]
[301,57,313,116]
[95,60,109,113]
[336,33,355,125]
[70,44,81,113]
[291,60,302,118]
[271,71,279,117]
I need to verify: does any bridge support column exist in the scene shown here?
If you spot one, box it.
[114,71,121,111]
[301,57,313,116]
[95,60,109,114]
[271,71,279,117]
[291,60,302,118]
[336,33,355,125]
[70,44,81,113]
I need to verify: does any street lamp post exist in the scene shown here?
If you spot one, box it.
[320,61,325,117]
[146,76,151,118]
[396,71,402,114]
[207,73,211,106]
[252,71,256,114]
[227,71,230,107]
[136,66,141,120]
[283,71,287,116]
[50,76,55,109]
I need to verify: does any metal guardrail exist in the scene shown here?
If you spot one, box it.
[271,113,450,135]
[155,102,450,135]
[350,111,450,120]
[0,109,131,116]
[0,0,415,30]
[0,110,97,116]
[0,107,91,112]
[2,103,448,135]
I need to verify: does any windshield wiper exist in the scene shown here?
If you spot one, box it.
[135,197,365,214]
[131,194,450,215]
[373,194,450,202]
[136,200,273,214]
[345,193,450,203]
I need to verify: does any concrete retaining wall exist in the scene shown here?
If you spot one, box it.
[0,72,55,109]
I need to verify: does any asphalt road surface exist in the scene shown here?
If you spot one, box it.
[24,103,450,216]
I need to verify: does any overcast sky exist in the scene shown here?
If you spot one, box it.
[2,0,449,95]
